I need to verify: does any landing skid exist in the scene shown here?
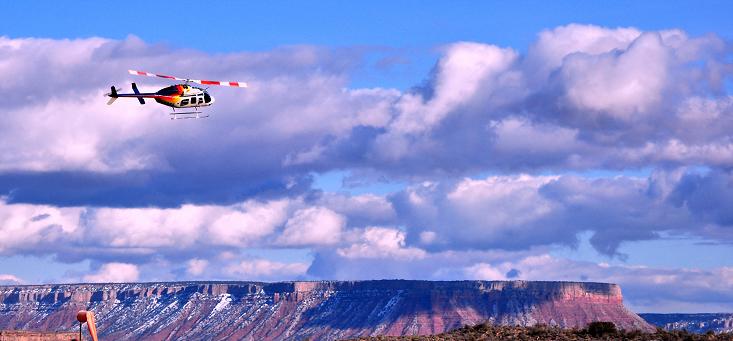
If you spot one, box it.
[169,110,209,120]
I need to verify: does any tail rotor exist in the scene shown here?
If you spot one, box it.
[105,86,120,105]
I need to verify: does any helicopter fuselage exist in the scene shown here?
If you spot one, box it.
[107,70,245,119]
[154,84,215,108]
[106,83,214,109]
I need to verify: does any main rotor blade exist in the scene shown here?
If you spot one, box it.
[128,70,187,81]
[193,79,248,88]
[128,70,247,88]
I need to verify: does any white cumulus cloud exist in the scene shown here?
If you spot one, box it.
[0,274,23,284]
[276,207,345,246]
[224,259,308,281]
[83,262,140,283]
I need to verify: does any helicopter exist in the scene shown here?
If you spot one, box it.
[106,70,248,119]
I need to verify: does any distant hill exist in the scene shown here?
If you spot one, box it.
[641,313,733,334]
[0,280,651,340]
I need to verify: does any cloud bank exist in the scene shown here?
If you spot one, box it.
[0,25,731,206]
[0,24,731,312]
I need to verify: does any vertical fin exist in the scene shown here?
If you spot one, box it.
[132,82,145,104]
[107,86,118,105]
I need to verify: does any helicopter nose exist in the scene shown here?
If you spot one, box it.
[204,92,214,104]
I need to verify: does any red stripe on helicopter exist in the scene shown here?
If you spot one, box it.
[201,80,219,85]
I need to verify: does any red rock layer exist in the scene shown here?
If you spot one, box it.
[0,330,77,341]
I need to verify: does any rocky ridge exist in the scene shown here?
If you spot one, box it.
[641,313,733,334]
[0,280,652,340]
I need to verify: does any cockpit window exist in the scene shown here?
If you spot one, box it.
[204,93,211,103]
[156,86,179,96]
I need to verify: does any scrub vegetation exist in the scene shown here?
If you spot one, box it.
[346,322,733,341]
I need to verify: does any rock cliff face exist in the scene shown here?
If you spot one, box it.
[0,280,652,340]
[641,313,733,334]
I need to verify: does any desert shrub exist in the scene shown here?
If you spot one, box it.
[586,321,618,337]
[527,324,549,337]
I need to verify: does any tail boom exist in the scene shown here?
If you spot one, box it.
[106,84,162,105]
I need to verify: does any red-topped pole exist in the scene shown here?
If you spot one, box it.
[76,310,98,341]
[76,311,86,341]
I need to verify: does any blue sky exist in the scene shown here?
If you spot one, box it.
[6,2,732,48]
[0,1,732,313]
[3,1,732,89]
